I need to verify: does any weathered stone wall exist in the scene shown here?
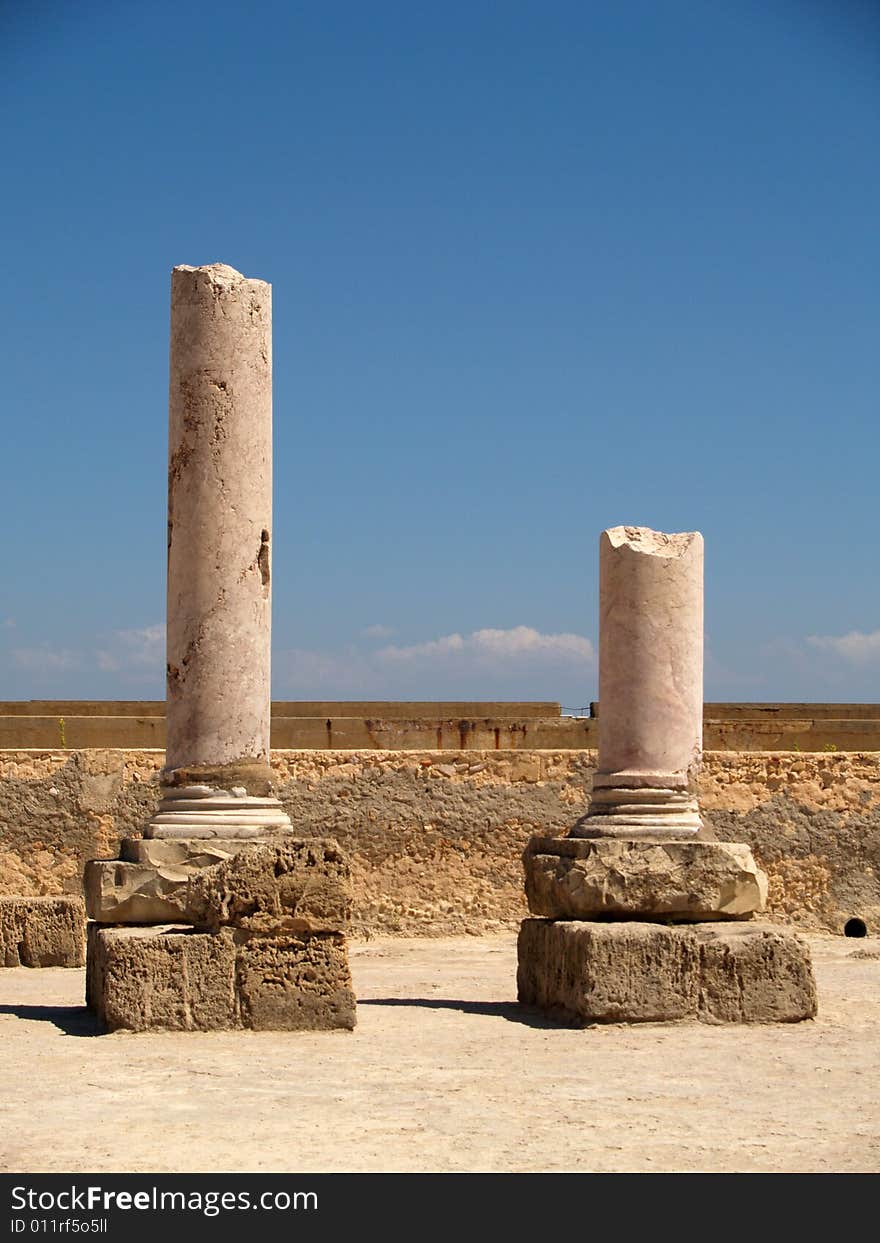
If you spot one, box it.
[1,749,877,936]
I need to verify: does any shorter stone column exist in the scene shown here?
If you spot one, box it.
[573,525,704,840]
[516,523,817,1025]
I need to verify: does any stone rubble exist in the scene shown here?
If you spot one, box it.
[0,895,85,967]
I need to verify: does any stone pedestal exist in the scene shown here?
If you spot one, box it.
[518,920,817,1025]
[87,925,356,1033]
[85,838,356,1032]
[573,526,704,840]
[523,837,767,922]
[85,837,351,929]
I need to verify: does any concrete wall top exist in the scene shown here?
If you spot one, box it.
[0,700,561,720]
[706,703,880,720]
[0,701,168,717]
[270,701,562,719]
[589,702,880,720]
[8,700,880,720]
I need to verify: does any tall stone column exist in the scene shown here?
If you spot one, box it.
[572,525,704,840]
[146,263,291,838]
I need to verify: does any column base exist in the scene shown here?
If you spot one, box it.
[571,771,702,840]
[144,785,293,839]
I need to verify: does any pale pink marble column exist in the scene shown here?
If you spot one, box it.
[146,263,291,839]
[572,525,704,840]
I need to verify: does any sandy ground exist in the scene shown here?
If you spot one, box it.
[0,932,878,1174]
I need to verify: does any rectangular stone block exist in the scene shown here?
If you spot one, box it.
[517,919,817,1024]
[84,859,191,924]
[87,838,292,925]
[696,923,820,1023]
[120,837,267,866]
[87,924,238,1031]
[86,922,357,1032]
[235,932,356,1031]
[524,837,767,921]
[187,839,352,934]
[0,896,85,967]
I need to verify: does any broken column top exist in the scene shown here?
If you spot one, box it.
[173,262,258,278]
[172,262,270,291]
[604,526,702,556]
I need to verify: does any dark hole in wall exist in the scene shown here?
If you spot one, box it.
[844,917,868,937]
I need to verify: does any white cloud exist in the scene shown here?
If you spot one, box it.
[274,625,595,697]
[807,629,880,666]
[378,625,595,666]
[473,626,593,661]
[378,632,466,662]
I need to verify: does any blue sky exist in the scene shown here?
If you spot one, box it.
[1,0,878,705]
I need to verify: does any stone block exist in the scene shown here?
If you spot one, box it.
[0,896,85,967]
[187,839,352,934]
[235,932,356,1031]
[84,859,192,924]
[86,837,295,925]
[696,923,819,1022]
[120,837,267,867]
[517,918,817,1024]
[523,837,767,921]
[86,923,357,1032]
[86,924,238,1031]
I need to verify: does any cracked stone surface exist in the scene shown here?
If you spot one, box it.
[86,924,238,1031]
[235,931,356,1031]
[84,838,352,931]
[523,837,768,920]
[187,839,352,934]
[83,858,191,924]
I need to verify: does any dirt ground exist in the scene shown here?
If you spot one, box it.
[0,932,878,1174]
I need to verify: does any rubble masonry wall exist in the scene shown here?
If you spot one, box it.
[0,748,877,936]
